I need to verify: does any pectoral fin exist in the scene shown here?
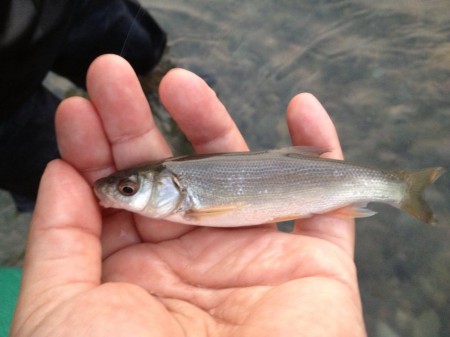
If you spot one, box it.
[186,204,245,219]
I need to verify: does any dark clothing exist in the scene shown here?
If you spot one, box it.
[0,87,60,199]
[0,0,166,209]
[0,0,78,117]
[52,0,167,89]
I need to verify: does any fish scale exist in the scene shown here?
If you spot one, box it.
[166,155,403,207]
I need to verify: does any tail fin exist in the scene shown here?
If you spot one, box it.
[398,167,446,224]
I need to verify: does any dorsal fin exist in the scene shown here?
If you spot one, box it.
[268,146,329,157]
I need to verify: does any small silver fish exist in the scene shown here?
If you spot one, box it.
[94,147,445,226]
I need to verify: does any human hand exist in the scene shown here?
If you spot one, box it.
[11,55,366,336]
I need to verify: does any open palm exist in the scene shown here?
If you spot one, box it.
[11,55,366,337]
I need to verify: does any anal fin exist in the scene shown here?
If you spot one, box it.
[325,204,377,219]
[272,214,303,222]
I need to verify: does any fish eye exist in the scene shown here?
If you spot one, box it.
[117,178,139,196]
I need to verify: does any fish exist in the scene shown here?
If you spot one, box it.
[94,147,445,227]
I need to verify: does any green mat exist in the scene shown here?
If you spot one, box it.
[0,268,21,337]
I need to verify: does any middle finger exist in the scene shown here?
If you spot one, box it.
[87,54,172,169]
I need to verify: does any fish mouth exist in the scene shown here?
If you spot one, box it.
[93,179,105,199]
[93,178,116,208]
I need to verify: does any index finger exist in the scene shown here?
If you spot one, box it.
[56,55,172,185]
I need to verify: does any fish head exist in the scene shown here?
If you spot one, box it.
[94,169,154,214]
[94,168,183,217]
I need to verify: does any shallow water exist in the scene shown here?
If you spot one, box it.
[0,0,448,336]
[141,0,450,336]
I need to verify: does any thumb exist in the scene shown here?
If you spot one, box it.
[16,160,102,313]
